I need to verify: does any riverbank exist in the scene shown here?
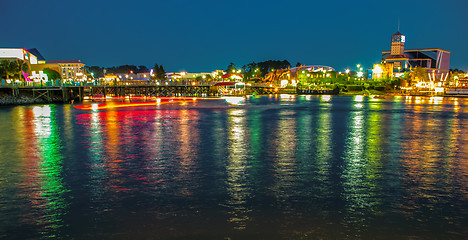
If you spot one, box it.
[0,92,49,106]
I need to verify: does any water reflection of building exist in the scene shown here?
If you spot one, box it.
[175,109,200,196]
[17,106,70,238]
[397,98,468,224]
[225,109,251,230]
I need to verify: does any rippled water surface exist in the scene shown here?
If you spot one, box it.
[0,95,467,239]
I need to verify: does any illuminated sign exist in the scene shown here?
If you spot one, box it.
[30,71,49,82]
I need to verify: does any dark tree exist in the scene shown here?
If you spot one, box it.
[152,63,167,80]
[43,68,61,80]
[247,62,257,72]
[450,68,465,74]
[86,66,105,78]
[106,65,139,74]
[226,62,236,73]
[157,65,167,80]
[256,60,291,77]
[296,62,302,67]
[0,60,16,79]
[151,64,159,80]
[137,65,149,73]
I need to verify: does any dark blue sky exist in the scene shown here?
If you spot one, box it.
[2,0,467,72]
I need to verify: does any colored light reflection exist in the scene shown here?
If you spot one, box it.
[0,96,467,238]
[26,105,70,238]
[226,109,250,229]
[75,99,192,110]
[341,105,383,233]
[321,95,332,102]
[222,96,245,105]
[354,95,364,102]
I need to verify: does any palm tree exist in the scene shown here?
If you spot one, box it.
[0,60,10,79]
[0,60,18,80]
[14,59,30,83]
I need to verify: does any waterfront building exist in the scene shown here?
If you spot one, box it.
[290,65,335,73]
[381,32,450,80]
[115,72,151,81]
[27,48,46,64]
[44,60,87,82]
[1,48,88,83]
[0,48,40,65]
[455,72,468,87]
[166,71,221,83]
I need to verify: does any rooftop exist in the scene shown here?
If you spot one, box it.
[47,60,83,64]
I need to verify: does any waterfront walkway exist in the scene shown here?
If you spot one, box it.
[0,82,279,104]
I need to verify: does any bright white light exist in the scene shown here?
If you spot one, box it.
[33,106,51,117]
[435,87,444,93]
[355,95,364,102]
[280,94,294,99]
[222,96,245,105]
[321,95,331,101]
[373,65,383,74]
[280,80,288,87]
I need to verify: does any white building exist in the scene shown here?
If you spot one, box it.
[45,60,86,81]
[0,48,39,65]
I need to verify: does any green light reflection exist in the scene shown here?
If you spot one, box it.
[32,105,70,238]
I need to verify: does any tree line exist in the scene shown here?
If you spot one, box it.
[0,60,29,81]
[226,60,292,78]
[85,64,167,80]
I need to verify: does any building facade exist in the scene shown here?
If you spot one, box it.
[0,48,39,65]
[381,32,450,80]
[45,60,86,81]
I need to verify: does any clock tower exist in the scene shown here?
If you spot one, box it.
[391,32,405,56]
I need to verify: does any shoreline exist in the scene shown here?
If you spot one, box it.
[1,92,466,107]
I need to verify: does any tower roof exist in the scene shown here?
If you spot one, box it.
[393,31,403,36]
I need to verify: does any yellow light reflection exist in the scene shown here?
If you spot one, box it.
[175,109,200,196]
[226,109,250,230]
[354,103,363,109]
[431,96,443,105]
[321,95,331,102]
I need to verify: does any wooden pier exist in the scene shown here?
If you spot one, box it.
[0,84,279,104]
[0,86,84,104]
[87,85,213,98]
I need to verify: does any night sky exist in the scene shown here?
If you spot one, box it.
[1,0,467,72]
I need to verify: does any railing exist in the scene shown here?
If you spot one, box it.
[1,79,280,88]
[0,80,84,87]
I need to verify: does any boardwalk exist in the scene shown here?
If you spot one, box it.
[0,83,279,104]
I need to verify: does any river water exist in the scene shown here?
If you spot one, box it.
[0,95,467,239]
